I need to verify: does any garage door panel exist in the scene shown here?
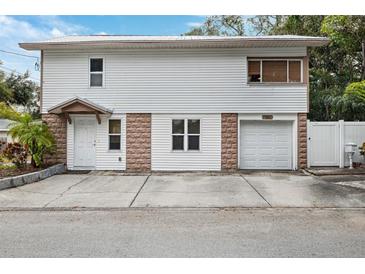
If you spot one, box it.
[261,149,274,155]
[245,135,259,142]
[276,137,290,143]
[242,149,257,155]
[276,148,290,154]
[260,135,273,142]
[240,121,293,170]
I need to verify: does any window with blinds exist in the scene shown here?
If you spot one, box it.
[248,59,303,83]
[262,61,287,82]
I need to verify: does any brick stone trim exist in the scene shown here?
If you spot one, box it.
[126,113,151,172]
[221,113,238,171]
[42,114,67,165]
[298,113,307,169]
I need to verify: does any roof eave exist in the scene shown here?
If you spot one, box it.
[19,38,330,51]
[48,97,112,114]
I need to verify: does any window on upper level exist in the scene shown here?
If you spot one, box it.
[248,59,303,83]
[90,58,103,87]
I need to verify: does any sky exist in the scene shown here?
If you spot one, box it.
[0,15,207,82]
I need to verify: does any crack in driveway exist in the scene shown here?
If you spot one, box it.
[43,176,92,208]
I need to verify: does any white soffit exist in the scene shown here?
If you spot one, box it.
[19,35,330,50]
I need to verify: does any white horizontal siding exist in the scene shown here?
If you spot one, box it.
[43,48,308,114]
[67,114,126,170]
[151,114,221,171]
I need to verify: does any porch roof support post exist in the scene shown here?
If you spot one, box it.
[64,112,72,124]
[95,112,101,124]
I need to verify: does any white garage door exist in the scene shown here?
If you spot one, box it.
[240,121,293,170]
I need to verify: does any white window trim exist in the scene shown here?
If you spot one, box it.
[248,58,303,84]
[108,118,121,151]
[89,56,105,88]
[171,118,201,152]
[187,119,201,151]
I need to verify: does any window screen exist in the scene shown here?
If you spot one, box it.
[248,61,261,82]
[262,61,287,82]
[289,61,301,82]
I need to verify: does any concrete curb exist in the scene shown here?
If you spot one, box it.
[0,207,364,212]
[305,168,365,176]
[0,163,66,191]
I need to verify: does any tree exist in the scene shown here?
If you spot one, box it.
[0,62,12,104]
[321,16,365,80]
[246,15,365,121]
[247,16,287,35]
[5,72,40,114]
[184,16,245,36]
[0,102,55,167]
[0,61,40,117]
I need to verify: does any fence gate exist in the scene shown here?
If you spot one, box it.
[308,121,340,167]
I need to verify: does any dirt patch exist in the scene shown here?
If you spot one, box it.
[0,165,41,178]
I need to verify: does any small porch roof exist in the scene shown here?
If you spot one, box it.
[48,97,112,124]
[48,97,112,115]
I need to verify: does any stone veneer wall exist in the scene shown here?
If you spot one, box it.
[42,114,67,165]
[126,113,151,172]
[221,113,238,171]
[298,113,308,169]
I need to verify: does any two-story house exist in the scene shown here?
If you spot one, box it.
[19,35,329,172]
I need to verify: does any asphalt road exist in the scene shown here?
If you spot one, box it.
[0,208,364,257]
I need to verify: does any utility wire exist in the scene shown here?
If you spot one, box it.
[0,49,39,59]
[0,65,40,82]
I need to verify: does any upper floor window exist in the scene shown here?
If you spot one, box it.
[248,59,303,83]
[90,58,103,87]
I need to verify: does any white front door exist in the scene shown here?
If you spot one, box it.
[74,117,96,168]
[240,121,293,170]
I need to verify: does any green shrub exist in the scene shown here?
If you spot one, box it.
[9,114,55,168]
[345,80,365,102]
[1,103,55,168]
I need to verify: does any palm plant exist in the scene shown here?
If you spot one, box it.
[0,102,55,167]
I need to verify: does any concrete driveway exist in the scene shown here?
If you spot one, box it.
[0,173,364,208]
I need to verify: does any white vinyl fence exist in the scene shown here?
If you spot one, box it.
[308,120,365,167]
